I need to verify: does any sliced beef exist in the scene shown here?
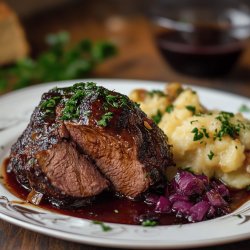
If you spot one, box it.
[7,82,173,208]
[36,142,108,197]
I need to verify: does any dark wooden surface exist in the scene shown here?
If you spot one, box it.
[1,1,250,250]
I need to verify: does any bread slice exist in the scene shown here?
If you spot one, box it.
[0,2,29,65]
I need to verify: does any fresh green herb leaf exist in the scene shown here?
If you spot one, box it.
[92,221,112,232]
[134,102,140,108]
[201,128,210,138]
[61,90,85,120]
[0,31,117,92]
[148,90,166,97]
[106,95,119,108]
[190,120,198,124]
[214,111,239,140]
[152,110,162,124]
[239,104,250,113]
[191,127,204,141]
[208,151,215,160]
[166,104,174,113]
[186,105,196,114]
[97,112,113,127]
[40,96,61,114]
[141,219,158,227]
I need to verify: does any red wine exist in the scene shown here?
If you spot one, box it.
[156,27,244,77]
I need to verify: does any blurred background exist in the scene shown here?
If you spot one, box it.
[1,0,250,96]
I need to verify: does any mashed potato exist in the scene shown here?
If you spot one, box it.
[130,83,250,189]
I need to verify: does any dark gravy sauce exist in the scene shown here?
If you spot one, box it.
[2,158,250,225]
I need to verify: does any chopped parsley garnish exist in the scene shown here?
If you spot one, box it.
[191,127,210,141]
[186,105,196,114]
[208,151,215,160]
[214,111,239,140]
[191,127,204,141]
[61,90,85,120]
[201,128,210,138]
[134,102,140,108]
[166,104,174,113]
[190,120,198,124]
[106,94,119,108]
[141,219,158,227]
[148,90,166,97]
[40,96,61,114]
[97,112,113,127]
[152,110,162,124]
[239,104,250,113]
[92,221,112,232]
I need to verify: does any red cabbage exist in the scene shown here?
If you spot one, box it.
[207,206,216,218]
[144,169,231,224]
[172,200,193,215]
[145,194,160,205]
[175,171,205,196]
[189,201,210,222]
[206,189,227,207]
[155,196,171,213]
[211,181,230,198]
[169,193,189,203]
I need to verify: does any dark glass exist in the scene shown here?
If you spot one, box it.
[151,0,250,77]
[156,27,244,77]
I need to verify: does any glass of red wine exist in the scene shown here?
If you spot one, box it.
[150,0,250,77]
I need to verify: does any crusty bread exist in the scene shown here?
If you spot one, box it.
[0,2,29,65]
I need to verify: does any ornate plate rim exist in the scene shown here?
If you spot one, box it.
[0,79,250,249]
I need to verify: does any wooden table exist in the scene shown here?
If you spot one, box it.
[1,1,250,249]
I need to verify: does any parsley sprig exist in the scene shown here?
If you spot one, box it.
[208,150,215,160]
[215,111,239,140]
[148,90,166,97]
[152,110,162,124]
[97,112,113,127]
[92,221,112,232]
[0,31,116,92]
[186,105,196,114]
[239,104,250,113]
[166,104,174,113]
[40,96,61,115]
[141,219,158,227]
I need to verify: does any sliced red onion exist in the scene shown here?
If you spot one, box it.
[211,181,230,198]
[196,174,209,186]
[175,171,205,196]
[155,196,171,213]
[189,201,210,222]
[172,200,193,215]
[207,206,216,218]
[206,189,227,207]
[169,193,189,203]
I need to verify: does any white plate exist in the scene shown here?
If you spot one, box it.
[0,79,250,249]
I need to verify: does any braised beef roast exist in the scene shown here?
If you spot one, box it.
[7,82,173,209]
